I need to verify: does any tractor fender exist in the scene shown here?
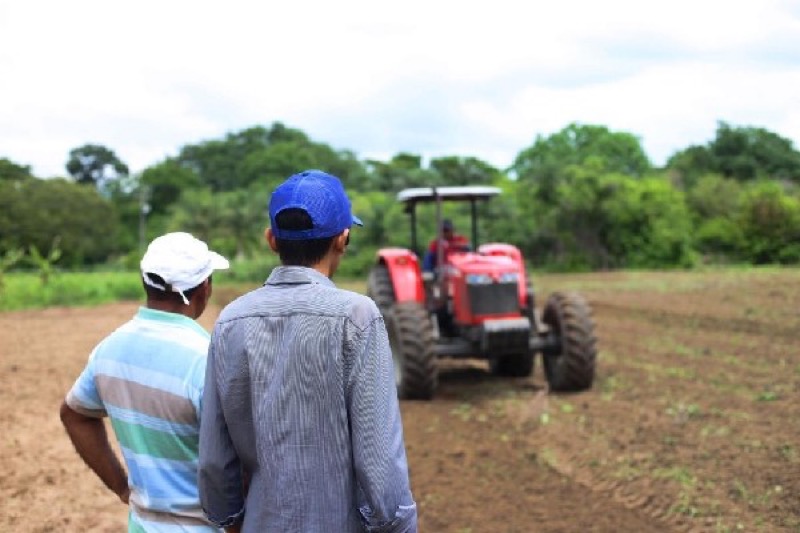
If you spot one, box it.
[477,243,530,306]
[376,248,425,304]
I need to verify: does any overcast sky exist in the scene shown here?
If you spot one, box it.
[2,0,799,178]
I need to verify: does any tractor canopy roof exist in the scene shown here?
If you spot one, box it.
[397,186,501,209]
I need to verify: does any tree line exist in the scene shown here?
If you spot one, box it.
[1,121,799,276]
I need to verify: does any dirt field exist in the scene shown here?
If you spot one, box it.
[2,268,798,532]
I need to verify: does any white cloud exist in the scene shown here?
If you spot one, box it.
[1,0,799,176]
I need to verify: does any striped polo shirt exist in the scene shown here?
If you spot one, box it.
[66,307,221,532]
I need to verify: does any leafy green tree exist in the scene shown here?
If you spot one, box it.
[667,122,800,185]
[213,188,266,259]
[665,146,716,189]
[602,176,696,268]
[167,189,219,245]
[0,178,119,265]
[140,158,202,214]
[480,180,531,252]
[712,123,800,181]
[175,122,368,193]
[429,156,501,186]
[511,123,651,203]
[736,181,800,263]
[66,144,129,189]
[686,174,745,258]
[0,158,34,181]
[238,141,354,193]
[350,191,406,248]
[363,153,440,193]
[177,126,274,191]
[686,174,742,219]
[167,187,265,259]
[551,169,618,269]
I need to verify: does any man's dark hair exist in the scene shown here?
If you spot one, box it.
[142,273,210,303]
[274,208,336,266]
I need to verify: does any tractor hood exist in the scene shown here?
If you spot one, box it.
[445,251,529,312]
[447,252,518,279]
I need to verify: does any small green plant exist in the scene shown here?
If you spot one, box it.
[665,366,697,379]
[670,489,700,517]
[654,465,696,487]
[600,373,623,400]
[28,237,62,285]
[450,403,473,422]
[778,444,796,462]
[667,402,702,423]
[756,390,779,402]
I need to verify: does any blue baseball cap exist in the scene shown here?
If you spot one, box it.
[269,169,364,240]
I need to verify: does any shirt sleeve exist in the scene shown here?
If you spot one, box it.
[346,310,418,533]
[453,234,470,250]
[65,348,106,418]
[186,350,207,418]
[198,323,245,529]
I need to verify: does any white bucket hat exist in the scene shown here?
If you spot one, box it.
[140,232,229,305]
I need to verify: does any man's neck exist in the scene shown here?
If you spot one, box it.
[312,262,333,278]
[285,256,336,279]
[146,300,195,318]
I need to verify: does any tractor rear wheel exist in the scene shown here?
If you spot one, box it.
[490,352,534,377]
[387,302,438,400]
[541,292,597,392]
[367,263,395,313]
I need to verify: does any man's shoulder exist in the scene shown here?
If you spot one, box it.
[216,285,267,322]
[336,287,381,326]
[216,284,380,324]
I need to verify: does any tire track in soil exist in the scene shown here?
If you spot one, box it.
[401,367,681,533]
[506,391,695,533]
[539,445,694,533]
[591,300,800,341]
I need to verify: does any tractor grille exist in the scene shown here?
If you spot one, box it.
[467,282,518,316]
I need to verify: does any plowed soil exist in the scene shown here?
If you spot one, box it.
[2,268,798,532]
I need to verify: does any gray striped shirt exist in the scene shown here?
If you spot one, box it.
[199,266,417,532]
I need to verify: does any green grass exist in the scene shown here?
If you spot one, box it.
[0,270,370,312]
[1,264,794,312]
[0,271,144,311]
[534,264,792,294]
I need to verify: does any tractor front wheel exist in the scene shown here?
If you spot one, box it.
[367,263,395,313]
[387,302,438,400]
[541,292,597,392]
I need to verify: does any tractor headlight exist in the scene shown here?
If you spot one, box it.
[499,272,519,283]
[466,273,493,285]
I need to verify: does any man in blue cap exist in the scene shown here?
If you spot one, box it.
[198,170,418,533]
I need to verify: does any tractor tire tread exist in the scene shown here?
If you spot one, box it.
[542,291,597,392]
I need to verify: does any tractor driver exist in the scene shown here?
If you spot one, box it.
[423,218,470,271]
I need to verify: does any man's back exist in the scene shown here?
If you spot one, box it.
[66,307,216,531]
[200,266,415,532]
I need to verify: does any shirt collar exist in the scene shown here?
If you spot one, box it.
[265,266,336,288]
[135,306,209,337]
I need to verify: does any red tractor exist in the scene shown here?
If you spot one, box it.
[367,186,597,399]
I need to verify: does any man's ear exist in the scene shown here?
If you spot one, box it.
[201,277,212,300]
[265,227,279,252]
[334,229,350,253]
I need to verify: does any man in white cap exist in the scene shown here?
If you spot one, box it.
[59,232,229,532]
